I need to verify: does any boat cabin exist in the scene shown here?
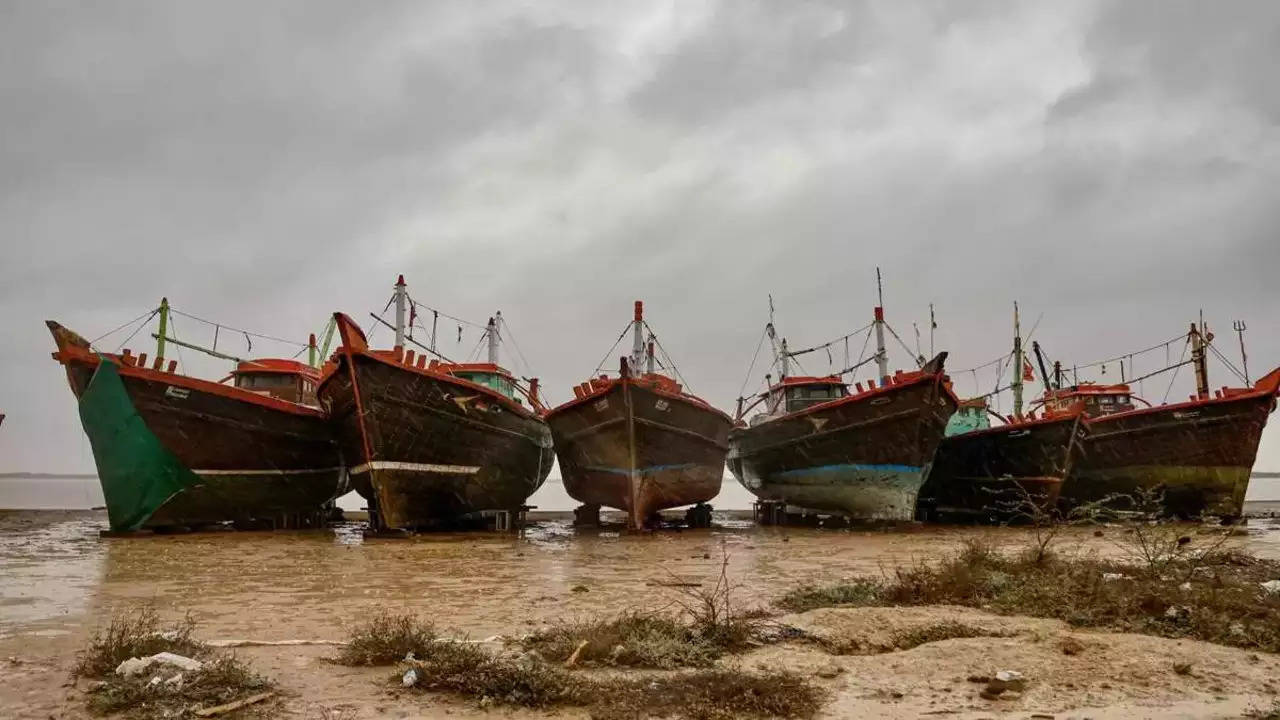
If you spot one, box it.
[231,359,321,406]
[1042,382,1135,418]
[445,362,522,404]
[759,376,849,420]
[946,398,991,436]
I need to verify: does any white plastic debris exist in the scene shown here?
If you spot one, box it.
[404,651,416,662]
[115,652,203,677]
[1261,580,1280,595]
[401,668,419,687]
[1102,573,1129,582]
[1179,582,1192,591]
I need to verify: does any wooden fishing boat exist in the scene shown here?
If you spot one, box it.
[1052,322,1280,519]
[317,277,554,531]
[918,304,1085,521]
[46,305,344,532]
[729,281,957,521]
[918,401,1085,521]
[545,301,732,529]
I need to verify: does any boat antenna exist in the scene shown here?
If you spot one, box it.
[1233,320,1249,385]
[393,275,407,349]
[873,268,888,382]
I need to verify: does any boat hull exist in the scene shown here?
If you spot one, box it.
[58,356,343,532]
[547,381,731,527]
[918,413,1082,522]
[319,351,553,530]
[1065,390,1277,519]
[728,371,956,521]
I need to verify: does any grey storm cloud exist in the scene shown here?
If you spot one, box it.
[1,0,1279,473]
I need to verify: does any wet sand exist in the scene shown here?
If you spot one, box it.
[2,509,1279,718]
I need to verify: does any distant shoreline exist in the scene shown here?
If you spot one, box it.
[0,473,98,479]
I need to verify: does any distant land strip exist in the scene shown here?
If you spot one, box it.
[0,473,98,479]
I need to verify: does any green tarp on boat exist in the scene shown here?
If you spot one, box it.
[78,359,198,531]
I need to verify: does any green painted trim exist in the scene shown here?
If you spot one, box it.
[78,358,199,530]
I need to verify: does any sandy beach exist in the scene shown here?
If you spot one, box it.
[2,509,1279,718]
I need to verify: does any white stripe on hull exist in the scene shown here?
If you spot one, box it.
[349,461,481,475]
[191,467,343,476]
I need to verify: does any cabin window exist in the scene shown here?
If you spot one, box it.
[236,373,296,389]
[785,384,846,411]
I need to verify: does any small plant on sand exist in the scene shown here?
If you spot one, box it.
[669,542,763,651]
[1006,485,1112,565]
[776,580,881,613]
[1105,487,1233,580]
[76,606,274,719]
[590,668,824,720]
[777,539,1280,654]
[521,612,720,668]
[401,644,823,718]
[334,611,438,666]
[74,606,205,678]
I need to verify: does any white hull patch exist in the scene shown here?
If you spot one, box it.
[349,461,481,475]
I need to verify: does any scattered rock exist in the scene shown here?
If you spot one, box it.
[571,584,589,593]
[982,669,1026,698]
[1164,605,1190,621]
[1059,636,1085,656]
[967,674,990,683]
[815,664,844,679]
[115,652,203,677]
[82,680,107,693]
[1172,662,1193,676]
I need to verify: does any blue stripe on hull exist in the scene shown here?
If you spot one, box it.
[581,463,700,476]
[774,463,922,479]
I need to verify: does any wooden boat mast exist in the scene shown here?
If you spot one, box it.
[393,275,408,349]
[487,312,501,365]
[1190,313,1211,399]
[156,297,170,365]
[874,268,888,383]
[630,301,645,374]
[1012,302,1024,418]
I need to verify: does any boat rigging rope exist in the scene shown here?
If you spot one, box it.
[1161,337,1191,404]
[591,322,634,376]
[735,327,769,402]
[498,315,534,377]
[168,308,309,349]
[91,307,159,346]
[1207,343,1249,384]
[106,309,160,353]
[783,321,874,358]
[642,321,695,393]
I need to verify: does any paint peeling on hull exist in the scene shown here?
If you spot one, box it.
[729,369,956,522]
[919,413,1083,521]
[320,350,553,530]
[547,381,731,527]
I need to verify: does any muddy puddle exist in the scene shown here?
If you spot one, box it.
[3,509,1279,645]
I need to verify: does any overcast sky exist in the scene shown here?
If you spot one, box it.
[2,0,1279,477]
